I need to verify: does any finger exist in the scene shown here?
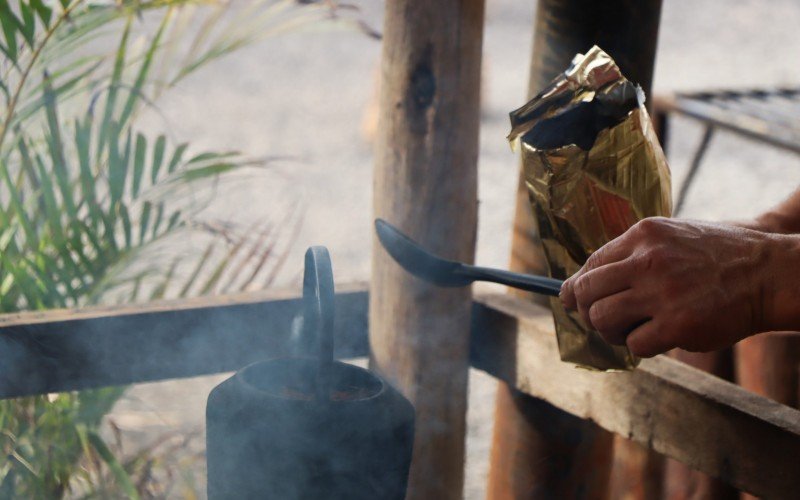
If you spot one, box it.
[561,234,636,309]
[572,259,636,324]
[586,289,651,345]
[626,320,675,358]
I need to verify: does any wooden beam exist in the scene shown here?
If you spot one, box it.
[0,284,369,399]
[472,293,800,499]
[370,0,485,499]
[1,284,796,498]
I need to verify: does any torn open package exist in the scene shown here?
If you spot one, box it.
[508,46,672,371]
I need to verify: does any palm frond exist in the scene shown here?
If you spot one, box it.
[0,0,369,496]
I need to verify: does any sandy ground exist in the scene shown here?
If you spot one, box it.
[106,0,800,498]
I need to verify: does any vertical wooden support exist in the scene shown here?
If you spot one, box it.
[662,350,738,500]
[369,1,485,499]
[736,333,800,409]
[735,332,800,500]
[488,1,663,498]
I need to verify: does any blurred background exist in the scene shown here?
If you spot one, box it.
[2,0,799,497]
[127,0,800,497]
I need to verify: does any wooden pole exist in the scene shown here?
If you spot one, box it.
[735,332,800,500]
[488,1,663,498]
[662,350,738,500]
[369,1,485,498]
[736,333,800,408]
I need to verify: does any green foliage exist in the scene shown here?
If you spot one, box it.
[0,0,359,496]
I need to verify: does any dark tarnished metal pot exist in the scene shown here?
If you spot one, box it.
[206,358,414,499]
[206,247,414,499]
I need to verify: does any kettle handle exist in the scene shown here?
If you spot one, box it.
[303,246,335,401]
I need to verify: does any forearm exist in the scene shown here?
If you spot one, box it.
[756,232,800,333]
[741,188,800,235]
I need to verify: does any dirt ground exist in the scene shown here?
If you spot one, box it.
[109,0,800,498]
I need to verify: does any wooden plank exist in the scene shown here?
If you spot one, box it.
[370,0,485,499]
[472,293,800,499]
[0,283,369,399]
[1,282,796,498]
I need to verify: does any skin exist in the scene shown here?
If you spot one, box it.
[559,189,800,358]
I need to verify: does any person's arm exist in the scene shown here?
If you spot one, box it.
[558,217,800,358]
[735,188,800,234]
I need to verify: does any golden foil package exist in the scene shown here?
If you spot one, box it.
[508,46,672,371]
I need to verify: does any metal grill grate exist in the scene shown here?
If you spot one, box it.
[660,88,800,155]
[654,88,800,214]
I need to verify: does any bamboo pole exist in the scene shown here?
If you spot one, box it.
[369,1,485,498]
[488,1,663,498]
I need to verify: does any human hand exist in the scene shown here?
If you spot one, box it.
[559,217,800,357]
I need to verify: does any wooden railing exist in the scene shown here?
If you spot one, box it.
[0,284,797,497]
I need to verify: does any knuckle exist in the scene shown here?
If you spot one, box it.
[584,250,602,270]
[634,217,666,238]
[588,301,611,331]
[639,244,669,271]
[573,274,592,302]
[625,334,643,355]
[574,273,591,295]
[627,335,654,358]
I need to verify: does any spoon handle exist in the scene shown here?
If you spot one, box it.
[468,266,563,296]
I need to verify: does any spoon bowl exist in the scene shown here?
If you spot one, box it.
[374,219,563,297]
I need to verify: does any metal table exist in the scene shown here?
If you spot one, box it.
[653,88,800,214]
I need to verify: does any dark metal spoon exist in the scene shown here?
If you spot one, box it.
[375,219,563,297]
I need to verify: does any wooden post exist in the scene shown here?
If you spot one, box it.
[736,332,800,409]
[369,1,485,499]
[735,332,800,500]
[662,350,739,500]
[488,1,663,498]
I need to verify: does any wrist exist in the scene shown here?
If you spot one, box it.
[753,233,800,333]
[732,213,786,234]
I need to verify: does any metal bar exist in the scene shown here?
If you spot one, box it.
[703,91,800,132]
[669,98,800,156]
[673,125,715,216]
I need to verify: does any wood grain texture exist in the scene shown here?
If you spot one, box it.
[0,284,368,399]
[369,1,485,498]
[663,349,738,500]
[472,293,800,499]
[2,283,796,498]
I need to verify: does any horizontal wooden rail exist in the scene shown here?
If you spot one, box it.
[471,293,800,498]
[1,284,798,496]
[0,283,368,399]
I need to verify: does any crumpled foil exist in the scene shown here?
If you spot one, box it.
[508,46,672,371]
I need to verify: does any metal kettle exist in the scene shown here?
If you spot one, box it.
[206,247,415,499]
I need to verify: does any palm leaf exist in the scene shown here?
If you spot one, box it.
[0,0,366,496]
[84,429,139,500]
